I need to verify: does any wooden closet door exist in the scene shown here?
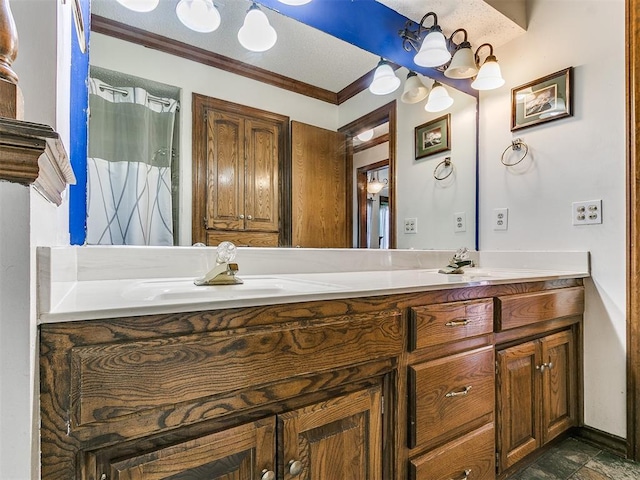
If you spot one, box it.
[291,121,348,248]
[206,110,245,231]
[245,118,279,233]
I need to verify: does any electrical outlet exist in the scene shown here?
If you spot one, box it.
[404,217,417,234]
[493,208,508,231]
[572,200,602,225]
[454,212,466,232]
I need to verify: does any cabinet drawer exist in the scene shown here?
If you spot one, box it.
[409,346,494,449]
[409,423,495,480]
[496,287,584,331]
[409,299,493,351]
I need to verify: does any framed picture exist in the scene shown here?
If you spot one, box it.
[511,67,572,131]
[415,114,451,159]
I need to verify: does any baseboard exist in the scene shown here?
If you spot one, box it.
[575,426,628,458]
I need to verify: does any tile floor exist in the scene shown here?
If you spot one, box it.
[508,436,640,479]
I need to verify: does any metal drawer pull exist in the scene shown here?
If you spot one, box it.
[445,319,469,327]
[261,469,275,480]
[536,362,555,372]
[449,469,472,480]
[445,385,472,397]
[288,460,303,476]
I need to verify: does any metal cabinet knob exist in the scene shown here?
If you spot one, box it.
[450,468,472,480]
[247,215,253,220]
[261,469,275,480]
[239,214,245,219]
[288,459,303,476]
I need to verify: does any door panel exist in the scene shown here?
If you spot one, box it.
[291,121,348,248]
[207,111,244,231]
[497,341,540,471]
[541,329,577,444]
[245,118,279,232]
[279,386,382,480]
[108,418,275,480]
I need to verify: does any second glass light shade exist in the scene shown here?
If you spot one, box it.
[425,82,454,112]
[238,4,277,52]
[471,56,505,90]
[176,0,221,33]
[369,60,401,95]
[414,30,451,68]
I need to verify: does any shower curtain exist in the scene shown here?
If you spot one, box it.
[86,78,178,245]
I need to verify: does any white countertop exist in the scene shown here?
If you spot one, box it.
[37,247,590,323]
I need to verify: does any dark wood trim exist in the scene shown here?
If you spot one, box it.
[191,94,290,246]
[91,14,339,105]
[339,101,397,248]
[353,133,389,154]
[336,62,401,105]
[356,159,390,248]
[628,0,640,462]
[576,426,628,458]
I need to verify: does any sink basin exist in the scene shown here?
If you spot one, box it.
[122,276,341,302]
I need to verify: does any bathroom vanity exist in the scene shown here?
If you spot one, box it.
[38,248,588,480]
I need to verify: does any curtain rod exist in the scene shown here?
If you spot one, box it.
[97,84,178,109]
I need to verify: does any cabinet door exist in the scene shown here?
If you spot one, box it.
[206,110,245,231]
[540,329,577,444]
[496,340,541,471]
[279,386,382,480]
[106,418,275,480]
[244,118,279,232]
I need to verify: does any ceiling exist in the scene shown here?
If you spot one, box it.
[90,0,526,93]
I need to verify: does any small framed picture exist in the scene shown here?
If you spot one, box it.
[511,67,572,131]
[415,114,451,159]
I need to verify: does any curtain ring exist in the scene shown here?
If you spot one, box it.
[434,157,454,180]
[501,138,529,166]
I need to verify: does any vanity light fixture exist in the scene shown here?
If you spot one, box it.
[369,58,401,95]
[401,71,430,104]
[238,2,278,52]
[367,172,388,195]
[176,0,221,33]
[425,81,454,112]
[399,12,505,90]
[471,43,505,90]
[115,0,159,12]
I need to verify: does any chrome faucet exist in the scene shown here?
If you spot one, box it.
[438,247,474,274]
[194,241,244,286]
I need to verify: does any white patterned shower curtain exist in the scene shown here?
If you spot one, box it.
[86,78,178,245]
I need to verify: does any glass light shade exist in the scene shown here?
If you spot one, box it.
[369,60,401,95]
[357,129,375,142]
[176,0,221,33]
[115,0,159,12]
[367,178,387,194]
[444,46,478,79]
[401,72,429,104]
[425,82,454,112]
[238,6,277,52]
[471,56,505,90]
[414,30,451,68]
[278,0,312,4]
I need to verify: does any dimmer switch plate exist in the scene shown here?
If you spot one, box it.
[572,200,602,225]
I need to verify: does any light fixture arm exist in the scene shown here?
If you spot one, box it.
[399,11,442,53]
[474,43,495,64]
[448,28,470,51]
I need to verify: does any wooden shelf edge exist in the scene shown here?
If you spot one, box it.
[0,117,75,205]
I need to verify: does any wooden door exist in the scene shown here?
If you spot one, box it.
[107,418,275,480]
[496,340,541,471]
[279,386,382,480]
[206,110,245,232]
[291,121,348,248]
[540,329,577,444]
[244,117,279,233]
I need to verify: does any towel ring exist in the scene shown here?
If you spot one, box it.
[434,157,454,181]
[501,138,529,166]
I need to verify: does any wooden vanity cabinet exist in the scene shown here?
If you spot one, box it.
[495,287,584,474]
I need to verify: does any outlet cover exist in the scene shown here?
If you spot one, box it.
[404,217,417,234]
[493,208,508,231]
[572,200,602,225]
[454,212,466,232]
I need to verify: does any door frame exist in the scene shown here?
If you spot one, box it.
[356,160,390,248]
[628,0,640,461]
[339,101,397,248]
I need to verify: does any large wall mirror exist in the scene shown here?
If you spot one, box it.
[84,0,480,250]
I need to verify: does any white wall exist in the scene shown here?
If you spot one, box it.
[90,34,340,246]
[479,0,626,436]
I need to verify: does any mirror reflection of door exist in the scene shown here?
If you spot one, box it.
[357,162,390,248]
